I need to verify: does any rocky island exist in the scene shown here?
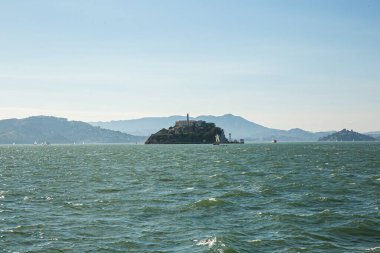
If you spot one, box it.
[318,129,375,142]
[145,115,227,144]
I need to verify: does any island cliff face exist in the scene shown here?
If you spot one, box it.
[145,120,227,144]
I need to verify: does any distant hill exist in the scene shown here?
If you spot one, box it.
[195,114,333,141]
[0,116,145,144]
[319,129,375,142]
[366,131,380,140]
[91,116,185,136]
[91,114,333,142]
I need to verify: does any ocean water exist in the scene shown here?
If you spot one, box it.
[0,143,379,253]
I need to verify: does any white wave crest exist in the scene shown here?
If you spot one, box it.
[366,246,380,252]
[196,237,217,247]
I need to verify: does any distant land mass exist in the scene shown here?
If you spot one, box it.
[318,129,376,142]
[366,131,380,140]
[91,114,334,142]
[0,116,145,144]
[145,120,227,144]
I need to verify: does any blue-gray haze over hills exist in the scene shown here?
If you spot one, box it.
[0,116,145,144]
[1,115,377,144]
[91,114,335,142]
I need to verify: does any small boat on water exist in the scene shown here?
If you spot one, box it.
[272,139,277,143]
[214,134,244,145]
[213,134,221,145]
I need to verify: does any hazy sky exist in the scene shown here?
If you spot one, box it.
[1,0,379,132]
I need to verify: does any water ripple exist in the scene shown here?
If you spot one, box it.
[0,143,379,252]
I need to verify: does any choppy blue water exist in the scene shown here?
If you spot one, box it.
[1,143,380,252]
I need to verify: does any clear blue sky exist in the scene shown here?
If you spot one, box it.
[1,0,379,131]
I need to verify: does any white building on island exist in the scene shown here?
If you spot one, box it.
[175,113,206,127]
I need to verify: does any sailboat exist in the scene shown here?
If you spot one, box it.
[213,134,221,145]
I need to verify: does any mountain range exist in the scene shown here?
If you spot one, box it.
[1,114,377,144]
[91,114,336,142]
[0,116,145,144]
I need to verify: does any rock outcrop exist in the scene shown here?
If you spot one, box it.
[145,121,227,144]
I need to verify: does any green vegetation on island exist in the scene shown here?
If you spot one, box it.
[0,116,145,144]
[318,129,375,142]
[145,119,227,144]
